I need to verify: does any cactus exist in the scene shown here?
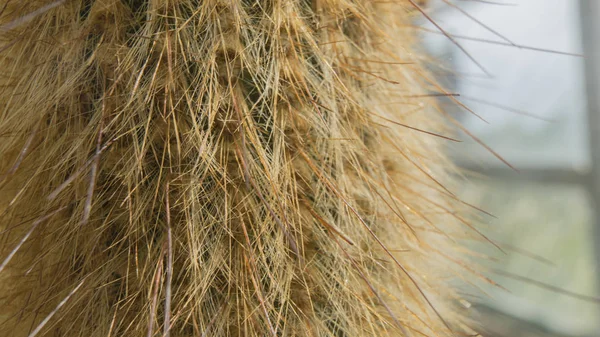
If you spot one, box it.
[0,1,473,336]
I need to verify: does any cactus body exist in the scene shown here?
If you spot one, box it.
[0,1,472,336]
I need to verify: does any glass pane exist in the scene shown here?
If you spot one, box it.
[460,180,599,335]
[420,0,590,169]
[419,1,599,335]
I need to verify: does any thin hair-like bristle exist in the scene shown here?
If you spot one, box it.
[0,0,479,336]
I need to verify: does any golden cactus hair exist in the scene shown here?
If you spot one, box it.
[0,0,476,336]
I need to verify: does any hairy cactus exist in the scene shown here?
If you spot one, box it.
[0,1,474,336]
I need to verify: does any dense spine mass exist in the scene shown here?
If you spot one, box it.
[0,0,473,336]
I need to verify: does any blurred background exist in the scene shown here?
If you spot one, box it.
[417,1,600,336]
